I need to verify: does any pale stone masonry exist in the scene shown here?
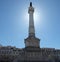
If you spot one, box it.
[25,2,40,48]
[0,2,60,62]
[0,46,60,62]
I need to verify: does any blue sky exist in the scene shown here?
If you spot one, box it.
[0,0,60,49]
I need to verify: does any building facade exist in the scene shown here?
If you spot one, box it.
[0,2,60,62]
